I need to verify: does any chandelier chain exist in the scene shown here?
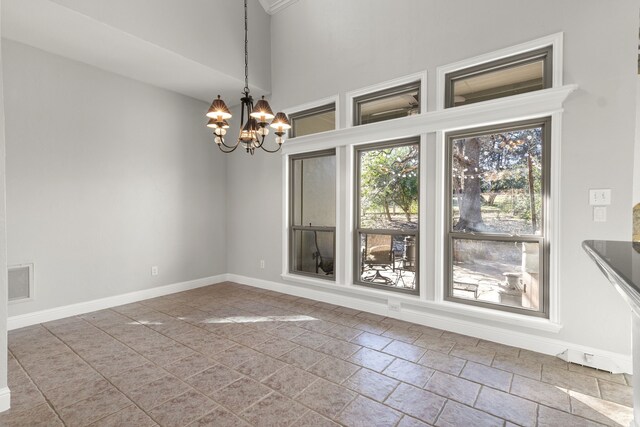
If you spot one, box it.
[243,0,249,94]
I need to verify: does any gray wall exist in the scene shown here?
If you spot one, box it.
[226,0,638,356]
[3,40,227,316]
[0,0,8,394]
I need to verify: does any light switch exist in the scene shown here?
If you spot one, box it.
[589,189,611,206]
[593,206,607,222]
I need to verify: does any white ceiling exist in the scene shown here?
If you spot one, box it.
[1,0,280,105]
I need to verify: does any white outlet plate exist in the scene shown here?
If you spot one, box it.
[151,266,159,276]
[589,189,611,206]
[388,299,401,312]
[259,260,265,269]
[593,206,607,222]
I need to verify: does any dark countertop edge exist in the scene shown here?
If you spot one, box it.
[582,240,640,313]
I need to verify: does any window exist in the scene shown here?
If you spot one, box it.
[445,119,550,316]
[290,150,336,279]
[353,81,421,126]
[289,103,336,138]
[445,46,552,108]
[355,139,419,294]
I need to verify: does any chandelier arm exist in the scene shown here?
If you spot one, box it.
[259,143,283,154]
[217,142,240,153]
[218,138,240,150]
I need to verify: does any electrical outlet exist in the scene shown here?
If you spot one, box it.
[151,266,159,276]
[388,299,401,312]
[589,189,611,206]
[593,206,607,222]
[259,260,265,269]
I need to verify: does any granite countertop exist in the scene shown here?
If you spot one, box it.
[582,240,640,311]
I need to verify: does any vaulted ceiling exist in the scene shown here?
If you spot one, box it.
[1,0,292,105]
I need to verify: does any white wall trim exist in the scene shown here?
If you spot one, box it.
[0,387,10,413]
[258,0,299,15]
[436,32,564,110]
[345,71,427,128]
[7,275,226,331]
[230,273,630,373]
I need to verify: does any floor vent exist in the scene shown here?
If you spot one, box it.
[8,264,33,302]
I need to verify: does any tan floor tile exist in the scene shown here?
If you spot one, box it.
[461,361,512,392]
[107,362,168,393]
[425,371,480,406]
[382,340,426,362]
[164,353,217,380]
[271,324,308,340]
[237,355,286,381]
[491,353,542,380]
[241,392,308,426]
[188,406,251,427]
[569,364,627,385]
[475,387,537,427]
[290,331,332,349]
[397,415,432,427]
[382,327,423,344]
[348,347,396,372]
[343,368,399,402]
[570,390,634,427]
[232,330,276,347]
[149,389,217,427]
[337,395,402,427]
[8,378,46,412]
[518,349,568,369]
[89,404,156,427]
[186,364,243,396]
[58,388,131,427]
[384,383,446,425]
[296,378,357,418]
[477,340,521,357]
[435,400,503,427]
[537,405,605,427]
[349,331,393,351]
[597,379,633,407]
[383,358,434,388]
[213,345,262,368]
[541,365,600,397]
[0,402,64,427]
[354,320,391,335]
[126,374,191,411]
[449,343,496,366]
[308,356,360,384]
[291,410,340,427]
[325,324,362,342]
[440,331,479,346]
[262,365,319,398]
[254,337,299,358]
[510,374,571,411]
[412,334,456,353]
[210,377,272,413]
[45,378,112,410]
[418,350,466,376]
[316,337,362,359]
[279,346,327,369]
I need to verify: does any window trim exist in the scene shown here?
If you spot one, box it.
[444,46,552,108]
[283,95,339,138]
[346,71,427,128]
[289,149,337,280]
[353,138,421,295]
[436,32,563,110]
[443,117,551,317]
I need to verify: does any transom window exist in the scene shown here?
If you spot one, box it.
[353,81,421,126]
[445,119,550,316]
[355,139,419,294]
[289,103,336,138]
[445,46,552,108]
[289,150,336,279]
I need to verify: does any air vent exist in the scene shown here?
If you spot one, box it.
[8,264,33,302]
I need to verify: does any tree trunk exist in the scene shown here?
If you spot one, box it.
[454,138,484,231]
[383,201,392,221]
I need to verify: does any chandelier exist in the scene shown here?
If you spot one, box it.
[206,0,290,154]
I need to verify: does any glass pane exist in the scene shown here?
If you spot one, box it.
[359,233,416,291]
[452,60,544,107]
[359,144,419,231]
[357,85,419,125]
[291,106,335,137]
[451,125,543,235]
[292,229,335,277]
[451,238,541,311]
[292,154,336,227]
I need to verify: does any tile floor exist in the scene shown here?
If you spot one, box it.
[2,282,634,426]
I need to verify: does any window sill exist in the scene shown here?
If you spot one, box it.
[280,273,563,333]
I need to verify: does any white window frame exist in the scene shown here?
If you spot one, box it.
[281,33,572,332]
[345,71,428,128]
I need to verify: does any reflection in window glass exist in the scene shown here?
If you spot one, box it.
[289,104,336,138]
[451,239,541,311]
[451,125,543,236]
[355,82,420,125]
[290,151,336,279]
[356,141,419,293]
[446,47,551,108]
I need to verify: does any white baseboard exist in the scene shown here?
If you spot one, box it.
[7,275,227,331]
[227,273,633,374]
[0,387,10,412]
